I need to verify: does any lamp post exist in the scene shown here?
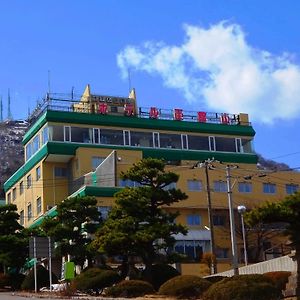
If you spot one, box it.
[237,205,248,266]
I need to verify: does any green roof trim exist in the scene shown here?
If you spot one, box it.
[4,141,257,192]
[23,111,47,145]
[71,186,121,198]
[4,144,48,192]
[29,206,58,229]
[23,110,256,145]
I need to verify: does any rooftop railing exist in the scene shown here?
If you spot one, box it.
[28,92,249,127]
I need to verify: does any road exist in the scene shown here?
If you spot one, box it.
[0,293,56,300]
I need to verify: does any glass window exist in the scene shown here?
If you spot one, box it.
[174,241,203,261]
[50,125,64,141]
[215,137,236,152]
[160,133,182,149]
[215,248,229,258]
[7,192,11,204]
[242,139,252,153]
[214,181,227,192]
[27,204,32,220]
[42,126,49,144]
[235,138,243,153]
[238,182,252,193]
[19,181,24,195]
[286,184,299,195]
[92,156,105,170]
[20,210,24,225]
[118,179,140,187]
[32,135,40,153]
[54,167,67,177]
[26,143,32,161]
[213,215,226,226]
[187,215,201,226]
[188,135,209,151]
[71,127,92,143]
[100,129,123,145]
[209,136,216,151]
[36,166,41,181]
[187,180,202,191]
[163,182,177,190]
[12,188,16,201]
[36,197,42,215]
[27,174,32,189]
[131,131,153,147]
[263,183,276,194]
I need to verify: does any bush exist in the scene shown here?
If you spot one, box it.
[205,275,226,284]
[21,265,58,291]
[159,275,211,299]
[10,273,26,290]
[72,269,121,294]
[0,273,10,289]
[142,264,180,290]
[264,271,291,291]
[106,280,155,298]
[204,274,281,300]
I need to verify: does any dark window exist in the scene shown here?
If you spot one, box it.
[213,215,226,226]
[286,184,299,195]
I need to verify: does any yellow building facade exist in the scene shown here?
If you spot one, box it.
[4,85,300,274]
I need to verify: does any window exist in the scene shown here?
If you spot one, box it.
[174,240,203,261]
[131,131,153,147]
[32,135,40,153]
[97,206,111,220]
[235,138,243,153]
[12,188,16,201]
[36,197,42,215]
[54,167,67,177]
[238,182,252,193]
[27,204,32,220]
[188,135,209,151]
[26,143,32,161]
[27,174,32,188]
[153,132,160,148]
[214,181,227,192]
[92,157,105,170]
[7,192,11,204]
[118,179,140,187]
[36,166,41,181]
[187,214,201,226]
[213,215,226,226]
[19,181,24,195]
[215,137,236,152]
[160,133,181,149]
[286,184,299,195]
[100,129,123,145]
[215,248,229,259]
[42,126,49,144]
[263,183,276,194]
[20,210,24,225]
[187,180,202,191]
[93,128,100,144]
[71,127,92,143]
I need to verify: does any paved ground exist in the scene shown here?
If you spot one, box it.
[0,293,55,299]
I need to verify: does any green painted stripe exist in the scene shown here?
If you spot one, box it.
[29,206,58,228]
[4,144,48,192]
[70,186,121,197]
[23,110,256,144]
[22,111,47,145]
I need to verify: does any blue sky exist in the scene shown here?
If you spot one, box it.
[0,0,300,167]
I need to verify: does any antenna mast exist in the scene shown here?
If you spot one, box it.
[7,89,12,120]
[128,68,132,93]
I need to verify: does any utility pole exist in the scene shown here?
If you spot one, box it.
[195,158,217,274]
[225,164,239,275]
[7,88,12,120]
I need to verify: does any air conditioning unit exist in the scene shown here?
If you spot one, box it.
[46,205,53,211]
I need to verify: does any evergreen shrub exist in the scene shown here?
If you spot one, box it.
[263,271,291,291]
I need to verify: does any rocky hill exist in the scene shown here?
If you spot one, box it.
[0,120,29,198]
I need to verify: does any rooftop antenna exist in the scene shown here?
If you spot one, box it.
[128,68,132,93]
[71,86,74,100]
[7,88,12,120]
[0,96,3,122]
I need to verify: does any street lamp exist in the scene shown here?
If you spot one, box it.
[237,205,248,266]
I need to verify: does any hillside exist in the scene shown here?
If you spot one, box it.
[0,120,28,198]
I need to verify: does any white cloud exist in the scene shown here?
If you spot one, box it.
[117,22,300,123]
